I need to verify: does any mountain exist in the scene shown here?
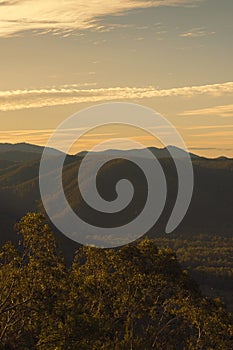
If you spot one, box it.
[1,142,233,234]
[0,143,233,311]
[76,145,204,160]
[0,142,64,162]
[1,142,233,245]
[0,159,16,169]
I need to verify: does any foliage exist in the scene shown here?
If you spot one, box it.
[0,213,232,349]
[155,234,233,312]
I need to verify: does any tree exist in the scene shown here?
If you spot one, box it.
[0,213,232,349]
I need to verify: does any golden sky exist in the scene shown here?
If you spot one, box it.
[0,0,233,157]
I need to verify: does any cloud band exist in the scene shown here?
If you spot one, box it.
[0,81,232,111]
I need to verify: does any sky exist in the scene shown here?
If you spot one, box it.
[0,0,233,157]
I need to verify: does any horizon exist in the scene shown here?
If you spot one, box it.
[0,140,231,160]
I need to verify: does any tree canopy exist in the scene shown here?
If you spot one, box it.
[0,213,232,349]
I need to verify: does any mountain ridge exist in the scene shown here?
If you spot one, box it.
[0,142,233,311]
[0,142,230,163]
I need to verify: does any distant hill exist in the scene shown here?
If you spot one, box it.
[0,142,64,162]
[76,145,204,160]
[0,142,46,153]
[0,142,233,247]
[0,159,16,170]
[0,142,233,310]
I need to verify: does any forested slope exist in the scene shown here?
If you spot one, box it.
[0,213,232,349]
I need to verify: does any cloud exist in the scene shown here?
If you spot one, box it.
[0,128,158,153]
[181,104,233,117]
[0,129,52,145]
[191,131,233,137]
[189,147,233,151]
[0,1,21,5]
[0,81,232,111]
[184,124,233,130]
[179,27,215,38]
[0,0,203,37]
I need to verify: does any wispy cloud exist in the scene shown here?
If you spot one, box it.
[0,129,52,145]
[181,104,233,117]
[184,124,233,130]
[0,82,232,111]
[189,147,233,151]
[0,128,158,153]
[0,0,203,37]
[191,131,233,137]
[0,128,115,143]
[179,27,215,38]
